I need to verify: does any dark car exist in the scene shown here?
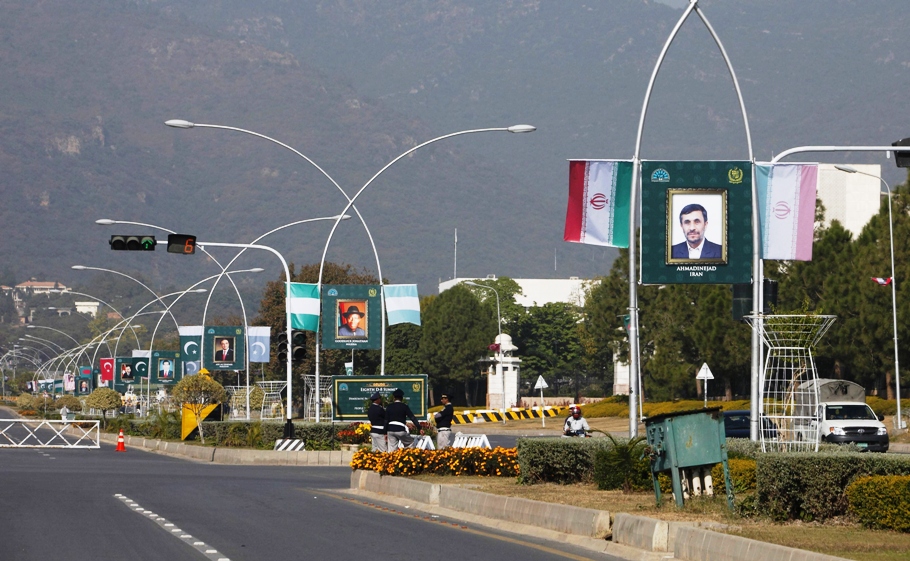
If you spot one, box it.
[724,410,778,440]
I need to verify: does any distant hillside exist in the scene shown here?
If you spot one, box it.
[2,0,908,316]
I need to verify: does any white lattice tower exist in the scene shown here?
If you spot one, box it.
[745,315,836,452]
[224,386,252,419]
[256,381,287,420]
[301,375,331,421]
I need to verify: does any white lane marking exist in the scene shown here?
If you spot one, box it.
[115,495,230,561]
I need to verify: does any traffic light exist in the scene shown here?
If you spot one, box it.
[110,235,156,251]
[292,330,307,363]
[276,332,289,363]
[167,234,197,255]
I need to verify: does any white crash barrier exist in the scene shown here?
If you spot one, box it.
[451,433,491,449]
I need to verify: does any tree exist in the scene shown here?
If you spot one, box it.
[84,388,122,428]
[512,302,584,398]
[172,373,227,444]
[420,285,494,405]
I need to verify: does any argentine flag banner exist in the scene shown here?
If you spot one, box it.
[288,282,321,331]
[384,284,421,326]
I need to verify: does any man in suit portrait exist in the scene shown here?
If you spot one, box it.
[671,203,723,260]
[214,338,234,362]
[338,305,366,337]
[158,359,173,379]
[121,363,133,381]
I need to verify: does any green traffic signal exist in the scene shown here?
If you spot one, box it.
[110,235,156,251]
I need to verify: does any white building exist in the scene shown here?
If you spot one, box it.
[438,276,598,308]
[816,163,883,236]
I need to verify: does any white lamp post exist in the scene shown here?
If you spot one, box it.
[465,281,506,423]
[834,165,904,429]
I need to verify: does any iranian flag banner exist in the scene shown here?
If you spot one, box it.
[756,163,818,261]
[564,160,632,247]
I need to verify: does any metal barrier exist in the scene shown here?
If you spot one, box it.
[0,419,101,449]
[451,433,491,449]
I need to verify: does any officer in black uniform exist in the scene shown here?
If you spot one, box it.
[434,392,454,449]
[385,388,424,450]
[367,392,387,452]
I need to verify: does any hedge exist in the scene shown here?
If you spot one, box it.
[351,447,519,477]
[846,475,910,532]
[517,437,616,485]
[756,452,910,521]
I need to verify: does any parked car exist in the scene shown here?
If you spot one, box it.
[723,410,778,440]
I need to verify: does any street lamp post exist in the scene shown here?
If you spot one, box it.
[195,240,296,437]
[465,281,506,423]
[71,265,180,330]
[834,165,904,429]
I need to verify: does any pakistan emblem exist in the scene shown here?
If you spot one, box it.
[728,167,743,184]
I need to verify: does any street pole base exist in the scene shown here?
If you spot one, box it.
[283,419,295,439]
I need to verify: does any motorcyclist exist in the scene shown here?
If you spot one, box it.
[563,406,591,437]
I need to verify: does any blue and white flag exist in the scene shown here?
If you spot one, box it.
[384,284,421,326]
[247,326,271,363]
[288,282,320,331]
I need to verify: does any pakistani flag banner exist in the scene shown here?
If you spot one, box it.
[247,326,271,363]
[640,161,753,285]
[321,285,381,350]
[179,326,203,375]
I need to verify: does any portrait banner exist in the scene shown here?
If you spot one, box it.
[152,350,181,384]
[115,357,135,387]
[641,161,752,284]
[320,285,381,350]
[203,326,245,371]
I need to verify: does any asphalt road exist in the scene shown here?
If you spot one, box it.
[1,436,621,561]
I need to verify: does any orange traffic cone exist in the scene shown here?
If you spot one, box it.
[115,428,126,452]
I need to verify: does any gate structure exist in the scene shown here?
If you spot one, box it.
[747,315,836,452]
[0,419,101,449]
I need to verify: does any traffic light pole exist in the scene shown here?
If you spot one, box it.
[196,241,296,438]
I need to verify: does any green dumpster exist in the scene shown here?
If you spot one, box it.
[643,406,733,509]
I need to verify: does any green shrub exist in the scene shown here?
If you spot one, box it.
[711,458,757,494]
[846,475,910,532]
[55,395,82,412]
[757,452,910,521]
[16,394,38,411]
[593,435,651,492]
[517,437,613,484]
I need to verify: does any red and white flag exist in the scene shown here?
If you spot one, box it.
[872,277,892,286]
[99,357,115,381]
[564,160,632,247]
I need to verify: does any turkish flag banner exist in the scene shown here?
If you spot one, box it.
[100,357,115,381]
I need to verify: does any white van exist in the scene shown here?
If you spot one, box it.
[794,379,889,452]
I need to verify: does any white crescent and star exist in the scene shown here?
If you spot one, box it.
[184,340,198,354]
[251,341,267,356]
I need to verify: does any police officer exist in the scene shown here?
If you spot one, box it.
[434,392,454,449]
[386,388,424,449]
[367,392,387,452]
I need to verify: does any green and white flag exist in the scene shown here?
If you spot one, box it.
[288,282,320,331]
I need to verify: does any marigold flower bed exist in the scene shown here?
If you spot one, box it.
[351,447,519,477]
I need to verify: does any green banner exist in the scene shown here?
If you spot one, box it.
[321,285,382,350]
[203,326,245,371]
[116,357,136,386]
[641,161,752,284]
[331,375,427,422]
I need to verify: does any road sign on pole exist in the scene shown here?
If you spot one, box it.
[534,375,548,426]
[696,363,714,407]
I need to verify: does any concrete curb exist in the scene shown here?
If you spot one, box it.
[350,470,853,561]
[98,430,354,466]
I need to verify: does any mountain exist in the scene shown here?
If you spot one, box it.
[2,0,908,315]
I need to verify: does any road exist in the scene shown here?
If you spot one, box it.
[0,439,621,561]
